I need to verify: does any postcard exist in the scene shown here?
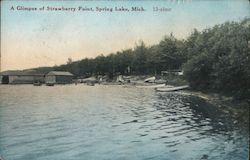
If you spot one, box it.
[0,0,249,160]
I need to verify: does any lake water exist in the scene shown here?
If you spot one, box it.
[0,85,248,160]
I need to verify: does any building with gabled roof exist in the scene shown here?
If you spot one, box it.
[45,71,74,84]
[0,70,45,84]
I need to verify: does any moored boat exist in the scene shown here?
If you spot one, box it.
[155,85,189,92]
[136,83,166,89]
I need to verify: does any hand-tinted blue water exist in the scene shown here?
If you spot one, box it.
[0,85,248,160]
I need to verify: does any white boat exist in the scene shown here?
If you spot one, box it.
[144,77,166,84]
[155,85,189,92]
[80,77,97,83]
[144,76,156,83]
[136,84,166,88]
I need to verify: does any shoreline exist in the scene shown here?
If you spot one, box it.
[182,89,249,132]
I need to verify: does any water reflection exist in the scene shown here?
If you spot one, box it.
[0,85,248,160]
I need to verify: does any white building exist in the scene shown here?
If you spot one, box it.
[0,70,45,84]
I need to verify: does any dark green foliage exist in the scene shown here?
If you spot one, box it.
[163,36,187,69]
[48,38,185,77]
[183,18,250,99]
[34,18,249,99]
[183,52,213,90]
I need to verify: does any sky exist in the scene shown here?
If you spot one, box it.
[1,0,249,71]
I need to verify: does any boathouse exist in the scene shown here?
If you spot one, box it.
[0,70,45,84]
[45,71,74,84]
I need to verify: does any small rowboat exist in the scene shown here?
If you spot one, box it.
[155,85,189,92]
[136,84,166,89]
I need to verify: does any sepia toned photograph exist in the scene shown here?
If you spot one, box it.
[0,0,249,159]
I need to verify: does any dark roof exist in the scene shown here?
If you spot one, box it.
[46,71,74,76]
[0,70,45,76]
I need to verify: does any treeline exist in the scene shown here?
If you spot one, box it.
[53,36,187,77]
[35,18,249,99]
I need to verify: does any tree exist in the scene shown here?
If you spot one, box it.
[67,58,73,64]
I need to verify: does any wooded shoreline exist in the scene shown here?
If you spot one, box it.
[30,18,249,100]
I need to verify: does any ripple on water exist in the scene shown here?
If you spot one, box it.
[0,85,248,160]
